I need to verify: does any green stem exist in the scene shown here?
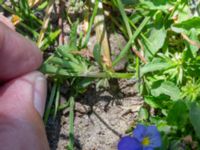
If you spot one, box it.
[136,57,140,92]
[40,64,134,79]
[44,82,58,124]
[67,96,75,150]
[18,22,39,38]
[53,84,60,119]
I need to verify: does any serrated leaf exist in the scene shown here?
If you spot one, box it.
[151,81,181,100]
[189,102,200,139]
[167,100,188,128]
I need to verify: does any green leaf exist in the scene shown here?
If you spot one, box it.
[49,57,85,73]
[69,21,78,48]
[144,96,162,108]
[93,44,102,66]
[140,58,172,76]
[139,0,170,11]
[151,81,181,100]
[167,100,188,128]
[41,29,61,50]
[138,107,149,121]
[144,95,172,109]
[74,78,94,93]
[188,28,199,57]
[148,27,167,54]
[189,102,200,139]
[172,17,200,33]
[121,0,138,5]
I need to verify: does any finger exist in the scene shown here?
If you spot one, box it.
[0,22,42,81]
[0,71,49,149]
[0,71,47,117]
[0,14,15,30]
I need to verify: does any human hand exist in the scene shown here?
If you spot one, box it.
[0,16,49,150]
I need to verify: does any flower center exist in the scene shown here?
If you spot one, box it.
[142,137,150,146]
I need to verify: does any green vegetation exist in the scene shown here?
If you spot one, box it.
[2,0,200,149]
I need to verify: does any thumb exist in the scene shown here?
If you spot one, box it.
[0,71,49,150]
[0,71,47,118]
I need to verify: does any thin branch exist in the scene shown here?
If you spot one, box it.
[131,47,147,64]
[181,33,200,49]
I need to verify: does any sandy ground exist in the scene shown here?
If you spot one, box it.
[47,79,143,150]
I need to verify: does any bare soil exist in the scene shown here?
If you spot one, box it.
[46,79,143,150]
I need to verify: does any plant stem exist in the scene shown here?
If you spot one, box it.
[40,64,134,79]
[68,96,75,150]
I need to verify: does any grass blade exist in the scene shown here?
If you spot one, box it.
[53,84,60,119]
[44,82,58,124]
[82,0,99,48]
[112,16,150,66]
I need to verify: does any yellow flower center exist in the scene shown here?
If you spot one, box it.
[142,137,150,146]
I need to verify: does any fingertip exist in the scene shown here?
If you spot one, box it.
[0,71,47,118]
[0,22,43,81]
[0,14,15,30]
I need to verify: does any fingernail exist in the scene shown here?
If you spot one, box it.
[34,75,47,117]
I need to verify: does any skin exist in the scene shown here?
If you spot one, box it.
[0,16,49,149]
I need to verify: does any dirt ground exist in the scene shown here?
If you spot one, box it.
[46,79,143,150]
